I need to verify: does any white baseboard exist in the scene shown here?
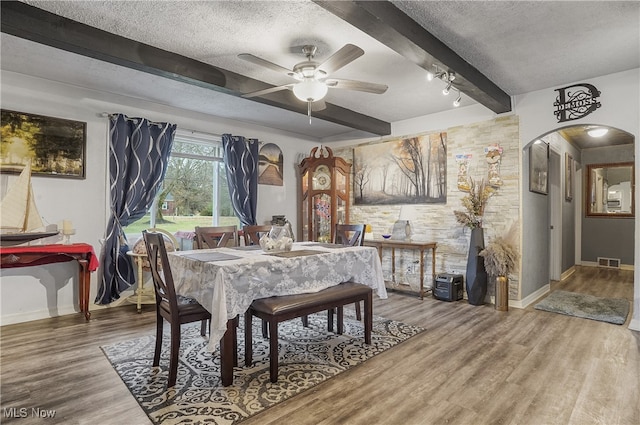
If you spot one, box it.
[629,318,640,332]
[560,266,576,281]
[511,284,551,309]
[580,261,634,271]
[0,305,79,326]
[0,289,135,326]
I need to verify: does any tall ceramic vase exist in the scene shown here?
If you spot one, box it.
[465,227,488,305]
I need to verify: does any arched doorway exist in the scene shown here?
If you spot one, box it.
[521,124,635,308]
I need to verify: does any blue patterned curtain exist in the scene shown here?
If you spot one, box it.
[95,114,176,305]
[222,134,259,227]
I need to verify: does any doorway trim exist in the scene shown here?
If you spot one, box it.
[548,147,562,281]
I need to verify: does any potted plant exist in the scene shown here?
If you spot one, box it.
[479,236,518,311]
[454,178,494,305]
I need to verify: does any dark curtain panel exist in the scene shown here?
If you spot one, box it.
[95,114,176,305]
[222,134,259,227]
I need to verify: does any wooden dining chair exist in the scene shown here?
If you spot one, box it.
[333,223,366,247]
[194,225,238,249]
[242,224,272,246]
[332,223,366,321]
[142,230,213,388]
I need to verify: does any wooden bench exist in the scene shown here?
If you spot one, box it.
[244,282,373,382]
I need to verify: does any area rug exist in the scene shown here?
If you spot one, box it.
[101,313,424,425]
[534,290,630,325]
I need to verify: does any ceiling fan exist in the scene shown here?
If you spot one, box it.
[238,44,388,122]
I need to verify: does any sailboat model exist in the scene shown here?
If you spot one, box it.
[0,162,59,246]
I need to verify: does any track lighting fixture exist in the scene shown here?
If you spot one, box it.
[427,68,447,82]
[428,65,462,107]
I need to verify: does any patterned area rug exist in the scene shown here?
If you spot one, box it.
[101,313,424,425]
[534,290,630,325]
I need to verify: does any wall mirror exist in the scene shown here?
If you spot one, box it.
[585,162,634,217]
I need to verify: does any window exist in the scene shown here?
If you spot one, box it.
[124,130,238,242]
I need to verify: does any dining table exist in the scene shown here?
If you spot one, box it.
[167,241,387,386]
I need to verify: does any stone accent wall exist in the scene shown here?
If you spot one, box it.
[335,115,521,301]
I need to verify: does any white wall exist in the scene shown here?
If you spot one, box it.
[0,71,318,325]
[324,103,499,148]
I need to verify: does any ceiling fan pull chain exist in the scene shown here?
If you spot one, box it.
[307,101,312,124]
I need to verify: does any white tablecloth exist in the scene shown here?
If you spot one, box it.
[168,242,387,351]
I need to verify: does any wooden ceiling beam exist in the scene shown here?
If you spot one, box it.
[313,0,512,114]
[0,2,391,136]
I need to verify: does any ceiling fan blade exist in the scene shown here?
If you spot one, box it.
[238,53,292,75]
[318,44,364,75]
[325,78,388,94]
[241,84,293,98]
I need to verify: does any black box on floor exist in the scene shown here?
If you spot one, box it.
[433,273,464,301]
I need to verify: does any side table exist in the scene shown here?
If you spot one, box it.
[126,251,156,312]
[364,238,437,299]
[0,243,100,320]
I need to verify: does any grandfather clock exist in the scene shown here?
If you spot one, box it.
[298,146,351,242]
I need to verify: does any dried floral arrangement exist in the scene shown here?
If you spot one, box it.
[454,178,494,228]
[479,236,518,277]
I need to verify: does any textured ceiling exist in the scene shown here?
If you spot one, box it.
[2,0,639,142]
[393,1,640,94]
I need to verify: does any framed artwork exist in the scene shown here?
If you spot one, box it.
[353,132,447,205]
[565,153,573,201]
[258,142,283,186]
[529,140,548,195]
[1,109,86,179]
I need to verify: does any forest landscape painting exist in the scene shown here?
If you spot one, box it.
[353,132,447,205]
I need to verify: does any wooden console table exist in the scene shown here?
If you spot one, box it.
[364,239,437,299]
[0,243,100,320]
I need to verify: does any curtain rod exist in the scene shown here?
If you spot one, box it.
[99,112,171,127]
[100,112,263,143]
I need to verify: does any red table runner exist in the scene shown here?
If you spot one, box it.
[0,243,100,271]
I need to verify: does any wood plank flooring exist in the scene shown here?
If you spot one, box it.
[1,266,637,425]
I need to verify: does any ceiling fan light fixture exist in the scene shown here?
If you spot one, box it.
[293,79,328,102]
[587,127,609,138]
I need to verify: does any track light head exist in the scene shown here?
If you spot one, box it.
[428,65,460,103]
[453,91,461,107]
[443,81,452,95]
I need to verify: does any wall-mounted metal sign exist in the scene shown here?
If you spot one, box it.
[553,83,601,122]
